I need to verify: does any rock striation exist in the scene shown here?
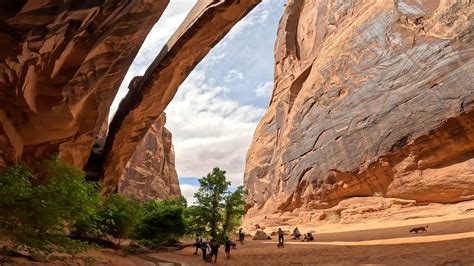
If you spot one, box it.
[0,0,169,168]
[102,0,261,194]
[244,0,474,226]
[119,113,181,201]
[0,0,261,200]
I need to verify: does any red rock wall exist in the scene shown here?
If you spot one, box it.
[119,113,181,201]
[244,0,474,226]
[102,0,261,195]
[0,0,169,168]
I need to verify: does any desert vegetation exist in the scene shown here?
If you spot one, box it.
[0,159,244,257]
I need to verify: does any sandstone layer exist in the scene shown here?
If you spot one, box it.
[102,0,261,194]
[0,0,169,168]
[244,0,474,226]
[118,113,181,201]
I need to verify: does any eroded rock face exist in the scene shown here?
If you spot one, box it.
[0,0,169,168]
[118,113,181,201]
[102,0,261,194]
[244,0,474,226]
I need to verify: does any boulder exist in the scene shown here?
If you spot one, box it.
[252,230,269,240]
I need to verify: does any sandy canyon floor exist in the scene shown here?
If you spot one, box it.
[3,214,473,265]
[150,216,474,266]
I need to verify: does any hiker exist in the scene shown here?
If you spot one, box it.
[303,232,314,241]
[210,238,220,262]
[278,228,284,244]
[193,233,202,255]
[224,236,232,259]
[239,228,245,244]
[293,227,301,240]
[200,241,210,260]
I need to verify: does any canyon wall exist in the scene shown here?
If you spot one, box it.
[244,0,474,226]
[103,0,261,194]
[0,0,169,168]
[0,1,259,198]
[119,113,181,201]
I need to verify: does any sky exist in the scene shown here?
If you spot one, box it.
[111,0,286,205]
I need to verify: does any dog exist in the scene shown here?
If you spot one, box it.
[277,242,284,248]
[410,225,428,234]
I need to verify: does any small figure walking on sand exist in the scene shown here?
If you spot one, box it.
[277,228,285,247]
[224,236,232,259]
[210,238,220,262]
[193,233,202,255]
[200,241,210,260]
[239,228,245,244]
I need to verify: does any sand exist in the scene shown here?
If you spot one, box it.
[150,216,474,265]
[3,216,473,265]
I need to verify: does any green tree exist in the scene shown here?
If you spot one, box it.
[184,206,208,236]
[0,158,100,253]
[97,194,141,239]
[221,186,245,239]
[133,198,187,247]
[193,167,230,238]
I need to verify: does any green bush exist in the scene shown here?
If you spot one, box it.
[134,198,186,247]
[98,194,141,239]
[0,158,100,253]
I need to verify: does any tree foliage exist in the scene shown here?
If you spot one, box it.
[221,186,245,238]
[0,158,99,252]
[191,167,245,239]
[193,167,230,238]
[0,160,245,254]
[99,194,141,239]
[133,197,187,247]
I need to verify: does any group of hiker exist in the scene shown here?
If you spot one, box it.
[276,227,315,246]
[291,227,314,241]
[192,227,315,262]
[193,233,236,262]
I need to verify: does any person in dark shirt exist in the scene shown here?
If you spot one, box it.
[193,233,202,255]
[238,228,245,244]
[209,238,220,262]
[224,236,232,259]
[293,227,301,239]
[278,228,284,244]
[200,241,210,260]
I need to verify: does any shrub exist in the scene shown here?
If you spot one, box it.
[184,206,208,237]
[0,158,100,253]
[98,194,141,239]
[134,198,186,247]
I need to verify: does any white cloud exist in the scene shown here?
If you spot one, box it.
[255,81,273,98]
[180,184,199,205]
[224,69,244,82]
[226,1,272,40]
[107,0,284,197]
[166,70,266,186]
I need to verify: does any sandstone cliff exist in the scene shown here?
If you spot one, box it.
[0,0,169,168]
[102,0,261,194]
[244,0,474,226]
[0,1,259,198]
[119,113,181,201]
